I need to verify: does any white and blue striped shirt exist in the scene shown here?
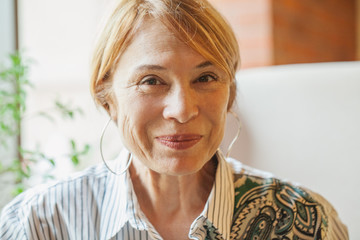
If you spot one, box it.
[0,150,348,239]
[0,150,234,240]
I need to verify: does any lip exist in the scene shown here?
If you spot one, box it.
[156,134,202,150]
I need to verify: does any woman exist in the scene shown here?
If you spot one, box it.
[0,0,348,239]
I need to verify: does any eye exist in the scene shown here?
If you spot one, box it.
[136,75,168,94]
[139,76,163,85]
[196,74,217,83]
[140,77,160,85]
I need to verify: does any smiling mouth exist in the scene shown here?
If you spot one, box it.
[156,134,202,150]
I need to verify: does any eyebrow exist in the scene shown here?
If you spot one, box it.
[135,65,166,71]
[196,61,213,69]
[134,61,213,72]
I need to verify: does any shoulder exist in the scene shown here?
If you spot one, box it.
[0,163,109,239]
[226,158,349,240]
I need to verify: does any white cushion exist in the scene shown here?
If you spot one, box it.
[221,61,360,239]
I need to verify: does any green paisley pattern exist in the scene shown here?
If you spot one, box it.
[230,175,328,240]
[204,220,223,240]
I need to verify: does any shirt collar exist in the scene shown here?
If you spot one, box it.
[190,150,234,240]
[100,149,161,240]
[99,149,138,240]
[100,149,234,240]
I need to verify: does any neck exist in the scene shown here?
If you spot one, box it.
[129,155,217,220]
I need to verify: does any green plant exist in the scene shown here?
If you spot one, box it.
[0,52,29,147]
[0,52,90,195]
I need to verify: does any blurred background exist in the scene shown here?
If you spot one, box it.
[0,0,359,238]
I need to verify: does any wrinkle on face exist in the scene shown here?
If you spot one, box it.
[110,18,229,176]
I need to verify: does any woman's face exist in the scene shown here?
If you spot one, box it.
[111,19,230,176]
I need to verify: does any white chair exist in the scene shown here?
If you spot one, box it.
[221,61,360,239]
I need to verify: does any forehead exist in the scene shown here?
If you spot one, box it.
[132,19,180,48]
[115,18,209,72]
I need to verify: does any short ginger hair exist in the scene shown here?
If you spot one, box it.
[90,0,240,114]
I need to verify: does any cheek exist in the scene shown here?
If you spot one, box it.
[115,93,162,152]
[117,107,149,158]
[208,89,229,139]
[207,88,229,122]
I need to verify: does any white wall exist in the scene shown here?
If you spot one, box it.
[0,0,16,59]
[18,0,118,179]
[18,0,114,86]
[0,0,18,210]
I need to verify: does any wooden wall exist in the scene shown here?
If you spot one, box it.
[209,0,358,69]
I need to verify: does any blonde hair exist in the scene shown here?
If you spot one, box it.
[90,0,240,114]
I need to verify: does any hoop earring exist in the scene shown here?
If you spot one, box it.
[100,118,132,175]
[226,111,242,158]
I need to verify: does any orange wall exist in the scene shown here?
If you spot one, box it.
[272,0,357,65]
[209,0,273,69]
[357,0,360,60]
[209,0,358,68]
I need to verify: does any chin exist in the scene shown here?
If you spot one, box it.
[154,155,208,176]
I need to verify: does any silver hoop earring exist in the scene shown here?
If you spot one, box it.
[226,111,242,158]
[100,118,132,175]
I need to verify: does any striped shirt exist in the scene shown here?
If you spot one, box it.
[0,150,348,240]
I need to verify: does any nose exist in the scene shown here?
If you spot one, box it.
[163,85,199,123]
